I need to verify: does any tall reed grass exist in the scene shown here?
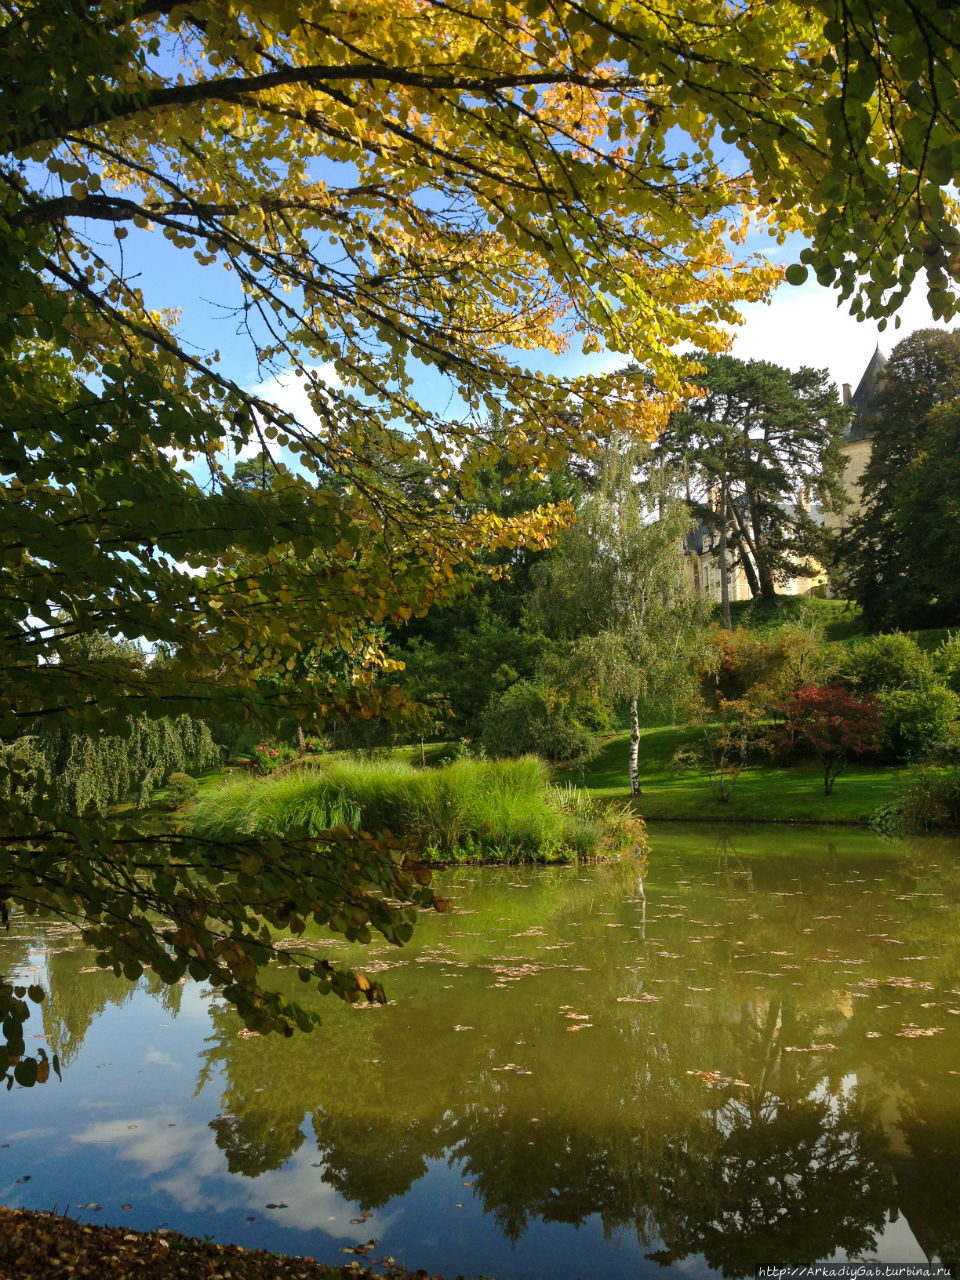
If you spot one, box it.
[191,756,644,863]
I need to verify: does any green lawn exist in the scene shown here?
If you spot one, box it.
[556,726,902,825]
[724,594,952,652]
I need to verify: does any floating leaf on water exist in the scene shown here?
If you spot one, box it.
[121,1203,133,1211]
[685,1070,748,1088]
[566,1023,592,1032]
[452,1025,474,1032]
[265,1201,288,1209]
[896,1026,943,1038]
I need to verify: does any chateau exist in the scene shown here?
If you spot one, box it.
[687,348,885,604]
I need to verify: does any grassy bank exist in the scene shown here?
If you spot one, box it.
[726,594,952,653]
[191,755,644,862]
[558,726,901,825]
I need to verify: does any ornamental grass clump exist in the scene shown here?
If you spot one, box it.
[191,756,643,863]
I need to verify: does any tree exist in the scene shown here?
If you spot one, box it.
[4,0,960,1078]
[775,682,883,795]
[662,353,850,615]
[843,330,960,629]
[531,442,704,795]
[1,0,780,1079]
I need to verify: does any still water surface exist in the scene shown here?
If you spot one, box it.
[3,824,960,1278]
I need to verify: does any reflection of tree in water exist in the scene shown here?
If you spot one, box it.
[23,841,960,1270]
[645,995,890,1275]
[714,834,755,894]
[198,985,330,1178]
[190,881,900,1271]
[40,941,137,1068]
[883,1070,960,1269]
[0,920,190,1072]
[210,1107,305,1178]
[312,1109,441,1209]
[445,995,890,1271]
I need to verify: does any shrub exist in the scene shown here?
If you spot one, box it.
[878,684,960,762]
[934,633,960,695]
[166,771,199,809]
[871,764,960,834]
[670,744,704,775]
[703,622,833,707]
[702,696,771,802]
[480,681,597,763]
[252,740,299,774]
[839,632,934,695]
[900,766,960,830]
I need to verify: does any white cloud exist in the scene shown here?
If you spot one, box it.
[238,363,342,459]
[728,275,956,396]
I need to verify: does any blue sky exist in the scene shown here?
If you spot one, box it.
[118,202,955,436]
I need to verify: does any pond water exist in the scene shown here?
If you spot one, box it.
[3,824,960,1278]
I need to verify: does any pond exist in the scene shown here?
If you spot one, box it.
[3,824,960,1278]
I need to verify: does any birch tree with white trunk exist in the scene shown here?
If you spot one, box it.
[530,441,705,797]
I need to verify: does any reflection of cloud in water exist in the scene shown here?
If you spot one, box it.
[70,1117,397,1237]
[143,1049,182,1072]
[7,1126,58,1142]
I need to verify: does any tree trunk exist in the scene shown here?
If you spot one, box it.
[730,502,762,598]
[629,696,641,797]
[745,486,778,601]
[296,724,306,756]
[685,462,703,594]
[717,483,732,629]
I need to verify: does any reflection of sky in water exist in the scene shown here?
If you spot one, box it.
[70,1116,386,1238]
[2,828,960,1279]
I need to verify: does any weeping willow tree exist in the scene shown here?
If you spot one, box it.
[1,632,219,816]
[4,714,219,816]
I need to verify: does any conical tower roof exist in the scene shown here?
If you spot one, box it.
[846,344,887,440]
